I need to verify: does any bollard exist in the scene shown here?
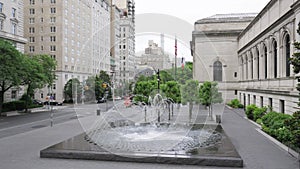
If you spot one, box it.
[216,115,221,124]
[97,109,101,116]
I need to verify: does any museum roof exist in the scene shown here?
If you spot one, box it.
[196,13,257,24]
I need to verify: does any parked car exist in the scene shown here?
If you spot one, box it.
[33,99,43,105]
[97,97,107,104]
[44,100,63,106]
[114,96,122,100]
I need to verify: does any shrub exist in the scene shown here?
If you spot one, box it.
[227,99,244,108]
[256,118,263,125]
[2,101,26,112]
[245,104,257,120]
[284,111,300,151]
[253,107,267,121]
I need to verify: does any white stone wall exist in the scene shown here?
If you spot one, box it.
[237,0,300,115]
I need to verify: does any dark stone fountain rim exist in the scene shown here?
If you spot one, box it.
[40,123,243,167]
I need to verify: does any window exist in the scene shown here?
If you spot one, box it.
[53,84,56,90]
[50,55,56,60]
[234,90,238,95]
[50,17,56,23]
[280,100,285,114]
[253,95,256,104]
[29,8,35,14]
[256,48,260,79]
[285,34,291,77]
[260,96,263,108]
[50,45,56,51]
[50,36,56,42]
[65,65,68,70]
[51,0,56,3]
[11,23,17,34]
[248,94,250,106]
[264,45,268,79]
[30,0,35,5]
[269,98,273,109]
[29,46,35,52]
[0,19,3,30]
[12,8,16,17]
[65,74,68,80]
[273,41,278,78]
[29,37,35,42]
[41,93,44,99]
[213,61,223,81]
[40,17,43,22]
[41,46,43,51]
[0,3,3,13]
[11,90,17,99]
[50,26,56,32]
[29,18,35,24]
[250,53,253,79]
[50,8,56,13]
[234,72,237,78]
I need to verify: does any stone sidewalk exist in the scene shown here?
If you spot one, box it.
[0,105,298,169]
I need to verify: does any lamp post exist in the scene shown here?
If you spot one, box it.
[157,69,160,93]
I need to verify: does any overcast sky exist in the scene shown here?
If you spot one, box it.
[135,0,271,24]
[134,0,271,61]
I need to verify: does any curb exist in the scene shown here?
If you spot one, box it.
[256,128,299,159]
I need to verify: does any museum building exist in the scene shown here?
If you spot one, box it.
[191,0,300,115]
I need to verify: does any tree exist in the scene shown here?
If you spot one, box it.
[21,55,56,112]
[181,80,199,121]
[290,22,300,105]
[63,78,82,102]
[0,39,24,114]
[133,80,157,103]
[199,81,223,120]
[161,81,181,103]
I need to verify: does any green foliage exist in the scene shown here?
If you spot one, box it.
[256,118,263,125]
[63,78,82,101]
[160,81,181,103]
[199,81,223,107]
[133,80,157,103]
[284,111,300,150]
[0,39,25,114]
[165,62,193,84]
[181,80,199,104]
[245,104,257,120]
[227,99,244,108]
[253,107,267,121]
[2,101,26,112]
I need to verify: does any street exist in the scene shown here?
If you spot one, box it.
[0,101,116,139]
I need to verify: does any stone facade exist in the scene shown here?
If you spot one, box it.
[140,40,171,71]
[192,0,300,115]
[114,0,136,88]
[1,0,27,102]
[238,0,300,115]
[192,13,256,103]
[24,0,111,102]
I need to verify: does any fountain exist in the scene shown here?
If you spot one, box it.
[40,94,243,167]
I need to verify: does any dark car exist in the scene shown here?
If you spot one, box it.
[33,99,43,105]
[97,97,107,104]
[44,100,63,106]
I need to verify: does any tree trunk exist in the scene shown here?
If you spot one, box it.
[0,90,4,115]
[189,102,193,122]
[25,84,30,113]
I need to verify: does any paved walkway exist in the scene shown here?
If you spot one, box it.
[0,104,298,169]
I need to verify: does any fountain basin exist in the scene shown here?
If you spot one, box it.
[40,123,243,167]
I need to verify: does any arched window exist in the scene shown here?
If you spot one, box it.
[285,34,291,77]
[257,48,260,79]
[264,44,267,79]
[213,61,222,81]
[250,52,254,79]
[273,40,278,78]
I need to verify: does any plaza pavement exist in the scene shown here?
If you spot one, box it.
[0,104,299,169]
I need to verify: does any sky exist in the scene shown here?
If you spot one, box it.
[135,0,271,24]
[134,0,271,62]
